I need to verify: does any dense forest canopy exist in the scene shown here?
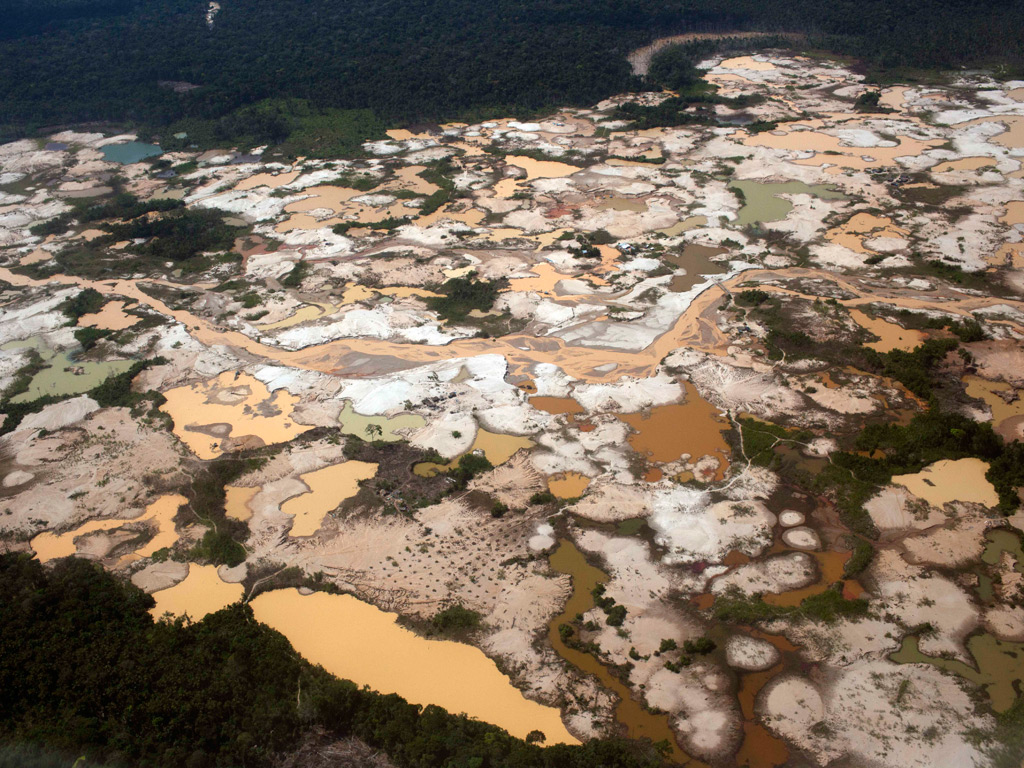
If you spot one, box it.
[0,0,1023,144]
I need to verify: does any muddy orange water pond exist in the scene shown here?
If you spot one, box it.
[736,662,789,768]
[160,372,312,460]
[547,472,591,498]
[618,381,731,479]
[1001,200,1024,226]
[235,170,300,191]
[150,563,244,621]
[933,157,997,173]
[504,156,580,181]
[892,458,999,508]
[964,375,1024,440]
[530,396,584,416]
[282,460,378,536]
[508,262,577,295]
[77,300,140,330]
[664,243,729,292]
[547,540,700,764]
[826,213,907,255]
[32,494,186,562]
[224,485,258,521]
[763,550,851,607]
[848,309,926,353]
[250,588,578,745]
[414,429,534,477]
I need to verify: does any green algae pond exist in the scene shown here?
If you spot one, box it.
[730,180,847,227]
[4,338,135,404]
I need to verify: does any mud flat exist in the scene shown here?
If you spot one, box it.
[250,588,579,744]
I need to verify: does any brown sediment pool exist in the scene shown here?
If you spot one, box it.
[547,540,699,764]
[891,458,999,508]
[530,396,585,416]
[251,588,579,744]
[848,309,926,353]
[150,563,244,621]
[547,472,591,498]
[618,381,731,480]
[77,300,140,331]
[159,372,312,460]
[282,460,378,537]
[224,485,258,522]
[413,429,534,477]
[735,662,790,768]
[32,494,186,563]
[664,244,730,293]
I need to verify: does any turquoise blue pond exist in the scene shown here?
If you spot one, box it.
[101,142,163,164]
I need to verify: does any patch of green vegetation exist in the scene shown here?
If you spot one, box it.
[179,455,268,567]
[415,159,458,216]
[813,462,882,539]
[682,637,716,655]
[875,337,958,398]
[62,288,104,319]
[430,604,482,633]
[0,555,663,768]
[79,192,184,223]
[895,181,966,208]
[889,310,986,342]
[737,417,811,467]
[72,326,112,351]
[332,216,411,236]
[854,90,892,112]
[29,194,185,239]
[713,585,869,625]
[161,100,386,159]
[528,490,556,505]
[99,208,241,263]
[446,452,493,491]
[591,583,628,627]
[327,171,383,191]
[843,538,875,577]
[279,260,309,288]
[0,744,111,768]
[425,273,505,322]
[799,587,870,622]
[189,529,246,568]
[607,154,665,164]
[733,288,770,306]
